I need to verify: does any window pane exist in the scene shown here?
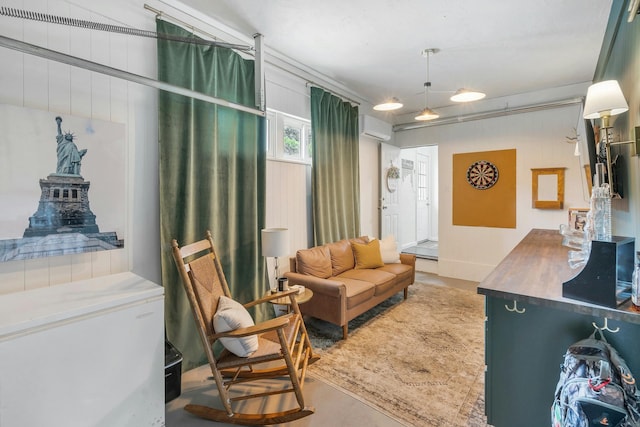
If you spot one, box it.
[283,124,301,158]
[266,117,271,154]
[417,161,427,201]
[305,126,313,160]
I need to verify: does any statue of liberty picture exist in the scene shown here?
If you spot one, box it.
[0,104,125,261]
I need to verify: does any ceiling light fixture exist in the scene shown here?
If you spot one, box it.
[415,48,440,121]
[450,88,486,103]
[373,97,403,111]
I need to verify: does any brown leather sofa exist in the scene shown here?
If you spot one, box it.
[285,237,416,339]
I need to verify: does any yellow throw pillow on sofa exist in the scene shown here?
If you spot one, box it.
[352,239,385,269]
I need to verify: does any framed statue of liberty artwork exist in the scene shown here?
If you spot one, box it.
[0,104,126,262]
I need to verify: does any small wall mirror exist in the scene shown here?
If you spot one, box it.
[531,167,566,209]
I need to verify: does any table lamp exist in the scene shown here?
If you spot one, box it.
[261,228,289,292]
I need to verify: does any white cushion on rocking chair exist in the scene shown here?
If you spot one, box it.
[213,296,259,357]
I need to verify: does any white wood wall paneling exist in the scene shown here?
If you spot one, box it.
[0,1,27,292]
[47,1,71,115]
[89,18,111,121]
[0,261,24,294]
[24,256,49,291]
[265,160,310,274]
[22,0,49,112]
[127,6,158,281]
[68,6,93,120]
[1,0,24,107]
[49,252,72,287]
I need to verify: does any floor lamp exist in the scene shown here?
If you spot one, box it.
[261,228,289,292]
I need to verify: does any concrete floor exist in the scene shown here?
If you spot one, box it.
[165,364,408,427]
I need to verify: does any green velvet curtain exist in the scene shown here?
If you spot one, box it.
[157,19,267,370]
[310,87,360,245]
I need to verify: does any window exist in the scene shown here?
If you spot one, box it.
[283,120,301,159]
[266,109,312,164]
[417,161,428,201]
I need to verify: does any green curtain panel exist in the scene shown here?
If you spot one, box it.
[310,87,361,245]
[157,19,267,370]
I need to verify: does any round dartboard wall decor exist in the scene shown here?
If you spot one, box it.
[466,160,499,190]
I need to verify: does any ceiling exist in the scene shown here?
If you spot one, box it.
[177,0,614,124]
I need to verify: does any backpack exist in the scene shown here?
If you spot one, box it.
[552,329,640,427]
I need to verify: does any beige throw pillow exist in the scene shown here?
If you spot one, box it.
[213,296,259,357]
[379,235,401,264]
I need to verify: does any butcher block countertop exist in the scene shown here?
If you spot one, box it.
[477,228,640,325]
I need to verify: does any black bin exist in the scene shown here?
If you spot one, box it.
[165,340,183,403]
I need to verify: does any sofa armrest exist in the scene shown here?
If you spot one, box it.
[400,253,416,266]
[284,272,345,298]
[400,253,416,284]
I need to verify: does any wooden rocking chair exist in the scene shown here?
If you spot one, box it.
[171,231,316,425]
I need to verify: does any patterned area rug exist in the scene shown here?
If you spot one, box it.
[306,281,487,427]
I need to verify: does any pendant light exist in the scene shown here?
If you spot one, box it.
[415,48,440,121]
[450,88,486,102]
[373,97,403,111]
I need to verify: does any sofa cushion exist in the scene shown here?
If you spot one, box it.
[329,277,375,309]
[351,240,384,269]
[377,263,413,285]
[327,239,355,276]
[379,235,401,264]
[296,246,332,278]
[338,268,396,295]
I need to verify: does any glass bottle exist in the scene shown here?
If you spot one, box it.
[592,184,612,241]
[632,251,640,309]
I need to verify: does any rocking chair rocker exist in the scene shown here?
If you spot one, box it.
[171,231,316,425]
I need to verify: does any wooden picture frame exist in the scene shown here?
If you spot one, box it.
[531,167,566,209]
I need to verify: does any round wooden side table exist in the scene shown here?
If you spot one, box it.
[266,288,313,315]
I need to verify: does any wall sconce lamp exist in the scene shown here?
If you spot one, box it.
[583,80,636,198]
[261,228,289,292]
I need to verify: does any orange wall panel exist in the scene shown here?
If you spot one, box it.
[452,149,516,228]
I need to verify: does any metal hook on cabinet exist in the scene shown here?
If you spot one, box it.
[592,318,620,333]
[504,300,526,314]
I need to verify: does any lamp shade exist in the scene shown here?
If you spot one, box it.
[261,228,289,257]
[583,80,629,119]
[415,107,440,121]
[450,88,486,103]
[373,98,403,111]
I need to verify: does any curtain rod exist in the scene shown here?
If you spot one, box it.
[145,4,363,107]
[0,35,265,117]
[143,4,251,51]
[393,97,583,132]
[305,82,360,106]
[0,6,252,51]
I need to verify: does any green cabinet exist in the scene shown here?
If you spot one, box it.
[485,296,640,427]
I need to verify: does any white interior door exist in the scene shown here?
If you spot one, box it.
[416,153,431,242]
[379,143,401,239]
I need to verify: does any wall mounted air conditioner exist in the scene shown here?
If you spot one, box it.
[359,114,392,141]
